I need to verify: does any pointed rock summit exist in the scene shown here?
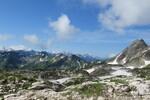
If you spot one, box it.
[131,39,147,48]
[108,39,150,68]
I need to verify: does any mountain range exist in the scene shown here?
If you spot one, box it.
[0,46,105,70]
[0,39,150,70]
[0,39,150,100]
[0,50,90,69]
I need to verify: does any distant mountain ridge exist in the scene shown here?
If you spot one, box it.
[0,47,102,61]
[49,51,103,61]
[108,39,150,68]
[0,48,90,69]
[2,39,149,69]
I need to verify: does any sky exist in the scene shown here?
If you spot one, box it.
[0,0,150,58]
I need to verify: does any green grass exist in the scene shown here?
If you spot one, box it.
[0,94,4,99]
[64,78,91,86]
[115,75,127,78]
[3,86,11,92]
[0,73,27,81]
[71,83,106,97]
[1,79,8,85]
[22,84,32,89]
[0,73,37,82]
[28,78,37,83]
[0,73,37,89]
[110,79,128,85]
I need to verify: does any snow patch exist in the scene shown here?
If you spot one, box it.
[122,57,127,64]
[52,57,56,62]
[97,61,102,64]
[144,59,150,65]
[50,77,70,84]
[83,63,86,68]
[20,65,24,68]
[99,66,132,79]
[39,58,44,62]
[77,60,81,67]
[140,59,150,68]
[86,68,95,73]
[60,56,65,59]
[108,52,123,65]
[127,66,135,69]
[142,48,150,54]
[111,67,132,76]
[140,66,145,68]
[52,57,55,60]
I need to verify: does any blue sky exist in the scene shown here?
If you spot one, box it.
[0,0,150,57]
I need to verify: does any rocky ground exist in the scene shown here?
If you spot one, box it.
[2,76,150,100]
[0,65,149,100]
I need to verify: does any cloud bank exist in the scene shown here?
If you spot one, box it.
[83,0,150,33]
[9,45,31,51]
[0,34,13,42]
[24,34,48,50]
[24,34,39,45]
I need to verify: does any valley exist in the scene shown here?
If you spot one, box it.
[0,39,149,100]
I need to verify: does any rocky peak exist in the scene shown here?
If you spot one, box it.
[122,39,148,57]
[131,39,147,48]
[108,39,150,67]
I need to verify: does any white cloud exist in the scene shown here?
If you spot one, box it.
[83,0,150,33]
[24,34,39,45]
[0,34,13,41]
[50,51,62,54]
[49,14,79,41]
[24,34,48,49]
[9,45,32,51]
[47,38,53,47]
